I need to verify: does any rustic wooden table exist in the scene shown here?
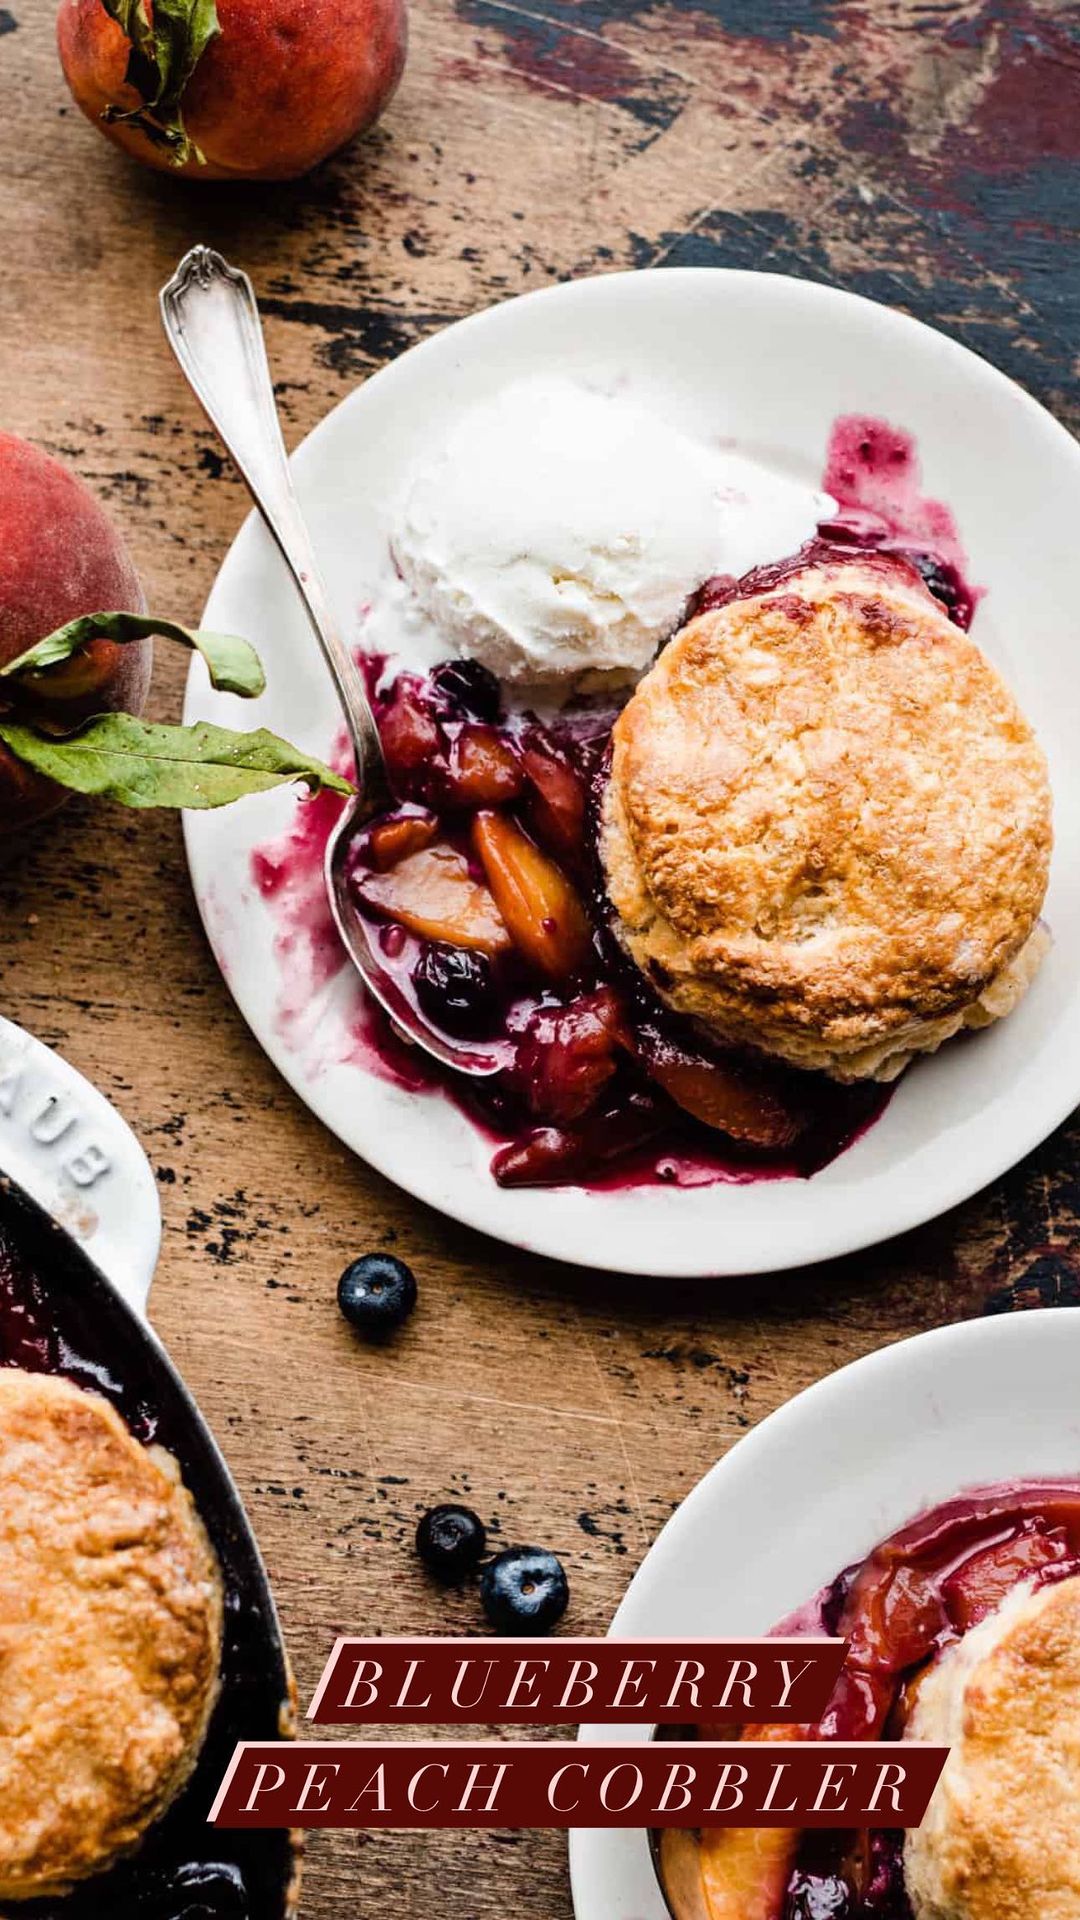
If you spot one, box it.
[1,0,1077,1912]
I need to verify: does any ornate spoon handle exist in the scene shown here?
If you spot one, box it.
[159,245,389,809]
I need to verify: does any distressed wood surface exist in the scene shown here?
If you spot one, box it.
[0,0,1077,1912]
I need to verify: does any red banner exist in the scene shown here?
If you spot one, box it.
[308,1636,846,1725]
[210,1739,948,1830]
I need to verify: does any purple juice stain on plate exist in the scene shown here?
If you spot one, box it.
[818,415,980,630]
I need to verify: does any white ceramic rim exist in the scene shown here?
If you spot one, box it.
[0,1014,161,1318]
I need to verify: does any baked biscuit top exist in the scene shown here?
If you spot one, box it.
[0,1369,223,1900]
[905,1574,1080,1920]
[601,549,1051,1073]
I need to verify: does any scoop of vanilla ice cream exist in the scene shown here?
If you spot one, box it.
[390,375,830,684]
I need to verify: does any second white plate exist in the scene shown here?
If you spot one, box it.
[568,1307,1080,1917]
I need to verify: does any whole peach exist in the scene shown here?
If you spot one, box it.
[57,0,408,181]
[0,433,150,835]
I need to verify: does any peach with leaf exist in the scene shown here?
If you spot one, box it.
[0,433,353,835]
[56,0,407,180]
[1,618,351,823]
[0,432,151,832]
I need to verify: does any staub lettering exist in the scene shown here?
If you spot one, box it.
[0,1063,112,1190]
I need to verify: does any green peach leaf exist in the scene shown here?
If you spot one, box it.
[2,612,265,700]
[101,0,219,165]
[148,0,219,106]
[0,714,354,810]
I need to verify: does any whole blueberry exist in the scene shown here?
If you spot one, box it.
[480,1546,569,1635]
[416,1503,488,1581]
[414,941,499,1037]
[338,1254,417,1337]
[431,657,502,722]
[907,550,965,622]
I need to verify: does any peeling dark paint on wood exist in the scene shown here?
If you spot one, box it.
[458,0,839,45]
[455,0,691,129]
[260,294,460,377]
[985,1254,1080,1315]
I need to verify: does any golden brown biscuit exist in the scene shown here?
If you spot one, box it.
[904,1575,1080,1920]
[600,550,1052,1080]
[0,1370,223,1900]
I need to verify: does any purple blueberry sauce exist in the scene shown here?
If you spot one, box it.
[0,1218,151,1433]
[820,414,979,631]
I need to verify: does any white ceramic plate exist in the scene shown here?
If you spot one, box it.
[568,1306,1080,1917]
[183,269,1080,1277]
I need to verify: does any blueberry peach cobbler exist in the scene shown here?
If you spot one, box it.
[333,407,1050,1189]
[258,399,1052,1191]
[656,1482,1080,1920]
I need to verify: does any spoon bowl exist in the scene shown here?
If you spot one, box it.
[160,246,501,1078]
[323,799,510,1075]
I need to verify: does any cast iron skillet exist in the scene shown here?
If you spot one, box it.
[0,1171,299,1920]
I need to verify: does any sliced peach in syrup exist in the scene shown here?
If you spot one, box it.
[635,1027,806,1151]
[943,1527,1069,1633]
[695,1724,808,1920]
[697,1826,799,1920]
[366,813,439,871]
[356,845,510,955]
[445,726,525,807]
[491,1090,665,1188]
[379,684,442,779]
[659,1725,805,1920]
[840,1551,949,1677]
[656,1828,713,1920]
[513,989,628,1125]
[521,744,588,868]
[648,1056,803,1150]
[472,810,592,982]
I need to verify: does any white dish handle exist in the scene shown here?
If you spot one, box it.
[0,1016,161,1320]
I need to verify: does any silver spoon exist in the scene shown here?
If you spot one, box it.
[160,246,503,1076]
